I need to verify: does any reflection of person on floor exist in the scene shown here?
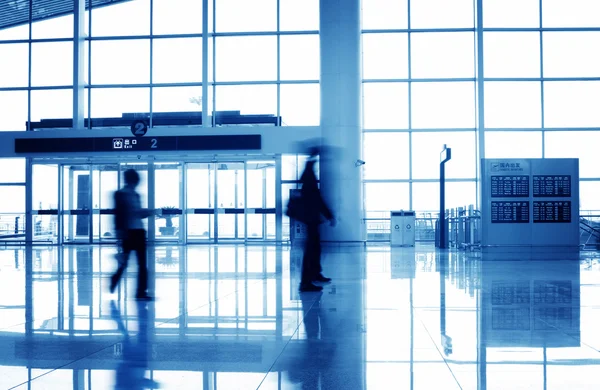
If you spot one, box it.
[110,169,153,301]
[299,149,336,292]
[288,292,335,389]
[111,300,160,390]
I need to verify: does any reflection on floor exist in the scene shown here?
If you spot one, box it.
[0,243,598,389]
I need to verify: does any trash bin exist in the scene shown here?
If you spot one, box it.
[390,211,415,247]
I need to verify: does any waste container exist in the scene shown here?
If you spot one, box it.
[390,211,415,246]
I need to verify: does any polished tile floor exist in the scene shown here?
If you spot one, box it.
[0,243,598,389]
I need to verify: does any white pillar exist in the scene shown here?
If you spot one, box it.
[319,0,364,242]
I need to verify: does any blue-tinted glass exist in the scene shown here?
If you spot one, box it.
[280,0,319,31]
[545,131,600,179]
[280,83,319,126]
[543,32,600,78]
[483,0,539,28]
[363,33,408,79]
[91,0,150,36]
[153,38,202,83]
[91,40,150,85]
[410,0,474,29]
[280,35,319,81]
[362,0,408,30]
[31,89,72,122]
[363,133,409,180]
[543,0,600,28]
[484,32,540,78]
[0,43,28,88]
[215,84,276,115]
[411,32,474,79]
[411,82,475,129]
[153,86,203,113]
[31,42,73,87]
[412,182,439,212]
[215,36,277,82]
[0,159,25,183]
[412,131,476,179]
[0,91,27,131]
[153,0,203,35]
[32,14,74,39]
[363,83,409,129]
[485,131,542,158]
[484,82,541,128]
[215,0,276,32]
[90,88,149,119]
[544,81,600,128]
[0,186,25,213]
[365,183,410,212]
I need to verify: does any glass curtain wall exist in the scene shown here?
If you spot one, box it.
[361,0,600,231]
[0,0,320,130]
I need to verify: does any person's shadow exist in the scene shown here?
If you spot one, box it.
[110,300,160,390]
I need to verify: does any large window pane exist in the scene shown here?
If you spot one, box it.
[412,132,476,179]
[91,0,150,36]
[362,0,408,30]
[543,32,600,78]
[483,0,539,28]
[215,84,276,115]
[0,159,25,183]
[580,182,600,211]
[542,0,600,28]
[363,133,409,180]
[153,38,202,83]
[32,14,74,39]
[545,131,600,179]
[484,131,542,159]
[544,82,600,128]
[484,82,541,128]
[0,92,27,131]
[363,83,409,129]
[153,0,202,35]
[280,35,319,80]
[0,43,28,88]
[215,36,276,82]
[215,0,276,32]
[484,33,540,78]
[411,33,474,79]
[280,84,319,126]
[365,183,409,212]
[31,42,73,86]
[280,0,319,31]
[0,186,25,213]
[447,182,477,209]
[91,88,150,118]
[31,89,72,122]
[412,183,438,212]
[411,82,475,129]
[91,40,150,85]
[362,33,408,79]
[410,0,474,29]
[0,24,28,41]
[153,86,202,113]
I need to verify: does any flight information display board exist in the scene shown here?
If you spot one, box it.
[491,201,530,223]
[491,175,530,197]
[533,201,571,223]
[533,176,571,197]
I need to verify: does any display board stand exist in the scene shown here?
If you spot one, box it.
[480,159,579,251]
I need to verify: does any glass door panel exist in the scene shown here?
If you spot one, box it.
[216,162,245,240]
[187,163,214,242]
[32,164,59,243]
[62,164,92,243]
[92,164,119,243]
[246,160,276,240]
[155,162,183,242]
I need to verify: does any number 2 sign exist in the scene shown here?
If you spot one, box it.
[130,120,148,137]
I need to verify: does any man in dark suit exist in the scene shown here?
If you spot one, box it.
[110,169,153,301]
[299,150,336,292]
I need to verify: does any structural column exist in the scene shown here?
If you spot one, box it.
[319,0,364,242]
[73,0,85,130]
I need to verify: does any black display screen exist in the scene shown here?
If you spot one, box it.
[491,201,530,223]
[533,201,571,223]
[15,134,261,153]
[491,175,530,197]
[533,175,571,197]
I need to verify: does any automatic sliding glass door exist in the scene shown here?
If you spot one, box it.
[187,163,214,242]
[216,162,245,241]
[155,162,183,242]
[32,163,59,243]
[62,164,92,243]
